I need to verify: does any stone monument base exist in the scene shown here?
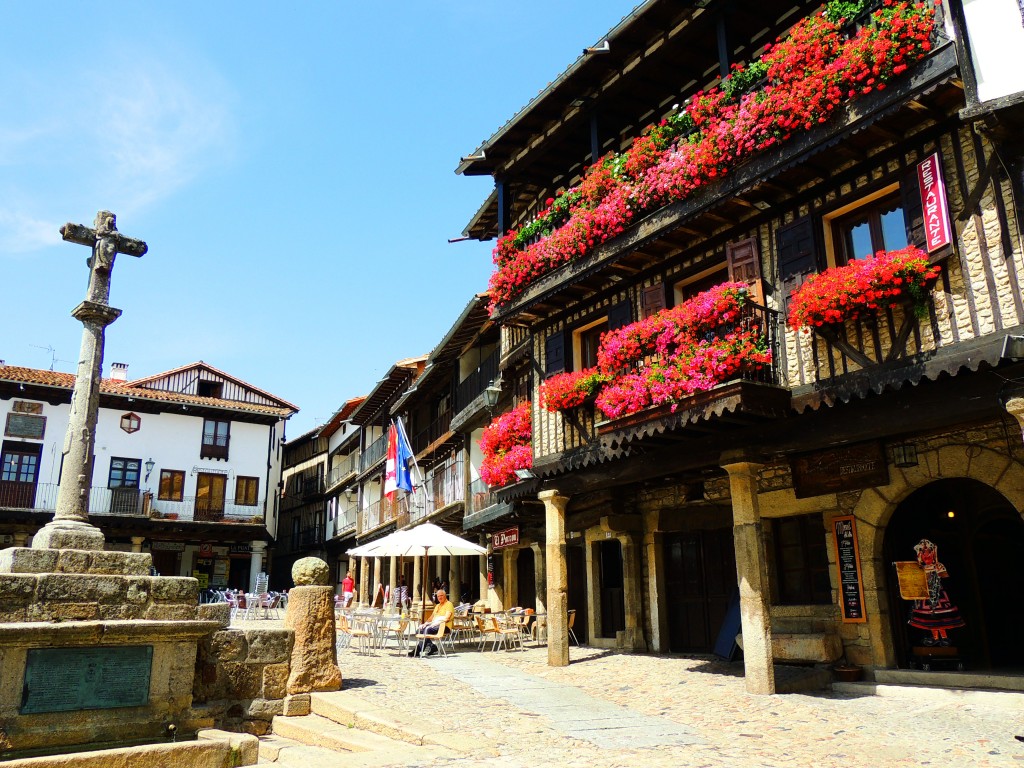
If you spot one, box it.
[0,546,217,757]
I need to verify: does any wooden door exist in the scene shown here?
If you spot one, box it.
[599,539,626,638]
[196,473,227,521]
[517,548,536,610]
[566,545,588,643]
[663,529,737,653]
[0,442,42,508]
[726,237,765,306]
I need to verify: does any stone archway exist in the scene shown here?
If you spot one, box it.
[847,443,1024,668]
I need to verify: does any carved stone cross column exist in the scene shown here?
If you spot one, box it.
[32,211,147,552]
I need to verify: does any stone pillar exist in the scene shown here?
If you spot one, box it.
[130,536,145,553]
[449,556,459,602]
[540,490,570,667]
[249,541,267,592]
[285,557,341,694]
[643,511,667,653]
[622,532,647,651]
[372,556,382,603]
[359,556,370,607]
[389,556,398,608]
[722,454,775,695]
[531,542,546,614]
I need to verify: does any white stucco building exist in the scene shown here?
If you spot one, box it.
[0,361,297,591]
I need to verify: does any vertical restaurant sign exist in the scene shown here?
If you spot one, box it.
[832,515,867,623]
[917,151,951,253]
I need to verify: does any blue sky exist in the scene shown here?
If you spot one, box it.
[1,3,631,434]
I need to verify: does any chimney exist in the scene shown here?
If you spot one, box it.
[110,362,129,382]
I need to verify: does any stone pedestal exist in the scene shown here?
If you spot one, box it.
[283,559,341,695]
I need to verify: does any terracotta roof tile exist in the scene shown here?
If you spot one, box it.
[0,365,296,418]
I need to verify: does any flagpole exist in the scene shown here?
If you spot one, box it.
[395,416,429,529]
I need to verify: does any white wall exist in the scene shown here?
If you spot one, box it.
[962,0,1024,103]
[1,394,283,527]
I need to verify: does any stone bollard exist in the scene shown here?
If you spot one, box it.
[284,557,342,694]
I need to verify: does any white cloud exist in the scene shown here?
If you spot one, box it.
[0,49,235,256]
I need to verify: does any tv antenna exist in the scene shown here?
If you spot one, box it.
[30,344,74,371]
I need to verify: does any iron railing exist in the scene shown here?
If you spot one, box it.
[360,495,405,534]
[454,348,500,414]
[333,501,358,536]
[326,452,359,490]
[467,477,494,515]
[409,460,464,523]
[360,433,387,473]
[0,482,264,523]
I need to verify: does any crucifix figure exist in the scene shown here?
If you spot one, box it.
[32,211,147,551]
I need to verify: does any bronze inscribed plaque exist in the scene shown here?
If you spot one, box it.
[21,646,152,714]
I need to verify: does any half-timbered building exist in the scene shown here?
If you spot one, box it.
[458,0,1024,691]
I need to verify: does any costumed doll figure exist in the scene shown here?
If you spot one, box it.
[908,539,965,646]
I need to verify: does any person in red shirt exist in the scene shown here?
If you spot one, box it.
[341,572,355,608]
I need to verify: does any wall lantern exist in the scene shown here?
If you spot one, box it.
[892,442,918,468]
[483,380,502,410]
[144,458,155,482]
[120,412,141,434]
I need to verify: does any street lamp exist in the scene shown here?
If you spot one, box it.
[483,380,502,411]
[144,458,155,483]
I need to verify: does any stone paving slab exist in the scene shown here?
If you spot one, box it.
[438,653,705,748]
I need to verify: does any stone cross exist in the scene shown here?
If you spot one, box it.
[32,211,147,552]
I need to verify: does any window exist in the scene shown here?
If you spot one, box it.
[577,321,607,370]
[832,191,909,265]
[158,470,185,501]
[197,379,223,398]
[108,457,141,489]
[772,514,832,605]
[673,264,728,305]
[235,475,259,506]
[1,444,40,483]
[201,419,230,460]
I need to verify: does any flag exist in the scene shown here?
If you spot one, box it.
[383,419,414,501]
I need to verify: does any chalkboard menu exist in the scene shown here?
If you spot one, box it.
[21,646,152,714]
[832,515,866,623]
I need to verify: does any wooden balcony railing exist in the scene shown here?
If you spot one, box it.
[326,452,359,490]
[411,410,453,454]
[409,460,465,523]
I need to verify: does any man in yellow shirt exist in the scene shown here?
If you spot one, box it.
[409,589,455,657]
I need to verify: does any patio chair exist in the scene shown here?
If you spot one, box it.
[381,617,410,653]
[496,616,524,652]
[414,621,450,658]
[475,614,502,651]
[531,614,547,645]
[568,609,579,646]
[339,613,373,655]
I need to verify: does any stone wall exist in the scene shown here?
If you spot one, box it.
[192,622,293,736]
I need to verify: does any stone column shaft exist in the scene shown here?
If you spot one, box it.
[723,457,775,695]
[250,541,267,592]
[531,542,546,615]
[540,490,570,667]
[360,556,370,607]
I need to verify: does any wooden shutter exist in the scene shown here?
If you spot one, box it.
[641,283,666,318]
[900,167,926,249]
[544,331,566,377]
[608,299,633,330]
[725,237,765,306]
[776,216,820,303]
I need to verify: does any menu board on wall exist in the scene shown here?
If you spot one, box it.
[832,515,867,623]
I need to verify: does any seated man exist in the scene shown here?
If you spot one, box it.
[409,589,455,657]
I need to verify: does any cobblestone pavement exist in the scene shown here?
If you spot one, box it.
[240,619,1024,766]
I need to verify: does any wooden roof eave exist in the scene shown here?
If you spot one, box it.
[490,42,959,323]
